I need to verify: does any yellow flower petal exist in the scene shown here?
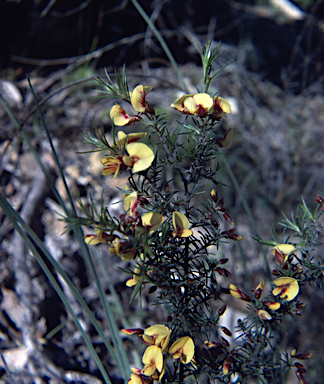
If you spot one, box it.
[209,96,231,121]
[272,277,299,301]
[125,143,155,173]
[116,131,147,149]
[142,345,163,373]
[124,191,139,216]
[229,284,241,300]
[141,212,164,234]
[170,94,195,113]
[126,278,137,287]
[183,93,213,117]
[271,244,296,264]
[110,104,140,126]
[84,234,101,245]
[172,211,193,237]
[143,325,171,350]
[168,336,195,364]
[131,85,153,113]
[101,156,123,178]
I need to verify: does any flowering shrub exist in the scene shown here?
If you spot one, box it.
[70,42,324,383]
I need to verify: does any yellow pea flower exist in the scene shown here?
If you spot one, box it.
[84,228,110,245]
[128,368,152,384]
[142,325,171,353]
[272,277,299,301]
[110,104,141,126]
[130,85,154,114]
[123,143,155,173]
[171,93,213,117]
[116,131,147,150]
[141,212,164,234]
[168,336,195,364]
[101,156,124,178]
[170,94,194,113]
[172,211,193,238]
[141,345,163,377]
[271,244,296,264]
[109,238,136,261]
[209,96,231,121]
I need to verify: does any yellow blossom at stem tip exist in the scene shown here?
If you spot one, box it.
[171,93,213,117]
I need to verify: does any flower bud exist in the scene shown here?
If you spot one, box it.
[216,267,225,276]
[295,363,307,373]
[221,337,230,347]
[219,258,228,264]
[204,341,221,349]
[255,278,265,300]
[258,309,272,320]
[263,301,281,310]
[148,286,157,294]
[314,193,324,204]
[295,370,307,384]
[210,189,218,202]
[218,305,227,316]
[230,284,251,302]
[138,196,150,205]
[165,185,172,193]
[222,356,233,375]
[297,353,312,360]
[223,213,235,225]
[221,326,232,337]
[223,269,232,278]
[122,328,144,336]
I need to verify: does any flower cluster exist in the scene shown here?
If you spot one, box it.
[85,182,197,273]
[171,93,231,121]
[111,85,155,126]
[230,243,300,322]
[76,46,319,383]
[122,325,195,383]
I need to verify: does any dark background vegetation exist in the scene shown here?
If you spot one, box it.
[0,0,324,383]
